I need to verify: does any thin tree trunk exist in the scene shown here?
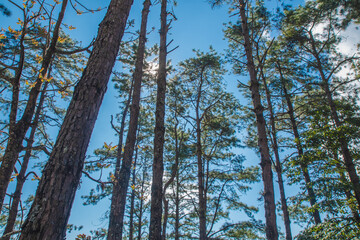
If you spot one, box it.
[2,81,48,240]
[238,1,278,239]
[137,165,146,240]
[19,1,133,239]
[175,166,180,240]
[162,113,181,240]
[107,1,150,239]
[129,142,139,240]
[196,68,207,240]
[260,73,292,240]
[0,0,66,212]
[308,32,360,212]
[277,62,322,224]
[149,0,167,238]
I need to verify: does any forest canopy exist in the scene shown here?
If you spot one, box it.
[0,0,359,239]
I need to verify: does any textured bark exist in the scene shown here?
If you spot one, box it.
[2,82,48,240]
[0,0,67,212]
[148,0,167,238]
[277,63,322,224]
[107,1,150,239]
[238,1,278,239]
[261,74,292,240]
[19,0,133,239]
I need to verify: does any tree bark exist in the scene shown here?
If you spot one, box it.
[19,0,133,239]
[0,0,67,212]
[238,1,278,239]
[149,0,168,238]
[107,1,150,239]
[260,73,292,240]
[277,62,322,224]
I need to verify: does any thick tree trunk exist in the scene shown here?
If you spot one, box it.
[238,1,278,239]
[0,0,67,212]
[278,64,322,224]
[19,1,133,239]
[107,1,150,239]
[149,0,167,238]
[2,82,48,240]
[261,73,292,240]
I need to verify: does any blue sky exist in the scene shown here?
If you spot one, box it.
[0,0,307,238]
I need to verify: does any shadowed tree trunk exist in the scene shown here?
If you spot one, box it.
[238,1,278,239]
[261,73,292,240]
[149,0,168,238]
[107,0,150,239]
[0,0,67,212]
[277,62,322,224]
[18,0,133,239]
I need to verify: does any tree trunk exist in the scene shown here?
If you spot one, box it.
[175,166,180,240]
[107,1,150,239]
[277,62,322,224]
[308,32,360,212]
[162,113,181,240]
[260,72,292,240]
[196,68,207,240]
[149,0,167,238]
[0,0,67,212]
[238,1,278,239]
[2,82,48,240]
[129,145,139,240]
[19,0,133,239]
[137,165,147,240]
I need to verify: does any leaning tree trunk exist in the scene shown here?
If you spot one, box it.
[149,0,168,239]
[238,1,278,239]
[107,1,150,239]
[277,62,322,224]
[19,0,133,239]
[0,0,67,212]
